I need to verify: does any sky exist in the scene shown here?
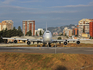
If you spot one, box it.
[0,0,93,29]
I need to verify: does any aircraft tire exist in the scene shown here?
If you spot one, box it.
[49,43,51,47]
[42,44,45,47]
[38,45,40,47]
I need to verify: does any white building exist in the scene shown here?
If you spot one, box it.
[35,28,44,36]
[63,27,72,36]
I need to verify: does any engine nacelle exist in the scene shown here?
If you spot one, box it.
[64,41,68,45]
[14,40,17,43]
[27,41,31,45]
[76,41,80,44]
[23,40,25,43]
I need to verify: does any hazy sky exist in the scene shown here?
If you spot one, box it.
[0,0,93,29]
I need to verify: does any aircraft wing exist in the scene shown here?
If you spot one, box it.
[67,39,91,41]
[52,39,91,42]
[1,36,43,42]
[1,37,27,40]
[52,38,91,45]
[52,39,65,42]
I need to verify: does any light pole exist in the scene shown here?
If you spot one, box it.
[55,42,57,54]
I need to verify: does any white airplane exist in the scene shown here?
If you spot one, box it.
[1,26,90,47]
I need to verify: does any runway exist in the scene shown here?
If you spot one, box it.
[0,47,93,54]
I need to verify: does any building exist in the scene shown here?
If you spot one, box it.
[0,20,13,31]
[22,20,35,36]
[72,28,78,36]
[82,33,90,38]
[63,27,72,37]
[66,29,72,37]
[35,28,44,36]
[68,29,72,37]
[89,22,93,37]
[63,27,68,35]
[53,32,58,36]
[78,19,93,36]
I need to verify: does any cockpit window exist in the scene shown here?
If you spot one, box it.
[46,32,49,33]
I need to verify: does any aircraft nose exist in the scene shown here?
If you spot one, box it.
[46,36,50,41]
[46,36,49,38]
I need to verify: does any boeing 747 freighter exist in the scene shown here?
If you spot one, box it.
[2,26,90,47]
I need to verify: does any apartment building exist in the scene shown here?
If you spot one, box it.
[63,27,68,36]
[68,29,72,37]
[72,28,78,36]
[0,20,13,31]
[63,27,72,37]
[22,20,35,36]
[78,19,93,36]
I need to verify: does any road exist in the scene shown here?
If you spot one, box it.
[0,47,93,54]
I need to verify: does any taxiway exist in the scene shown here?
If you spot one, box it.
[0,47,93,54]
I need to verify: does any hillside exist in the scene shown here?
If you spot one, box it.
[43,24,75,34]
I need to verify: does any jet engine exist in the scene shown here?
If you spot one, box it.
[23,40,25,43]
[76,41,80,44]
[14,40,17,43]
[64,41,68,45]
[27,41,31,45]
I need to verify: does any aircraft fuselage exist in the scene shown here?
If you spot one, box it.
[43,30,52,44]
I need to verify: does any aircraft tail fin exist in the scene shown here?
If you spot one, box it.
[46,22,47,31]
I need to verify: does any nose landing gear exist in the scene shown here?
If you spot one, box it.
[46,42,51,47]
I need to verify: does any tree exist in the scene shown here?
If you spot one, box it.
[42,31,44,35]
[0,26,23,43]
[5,30,11,37]
[0,30,7,43]
[13,27,16,30]
[29,30,32,36]
[18,26,22,31]
[12,27,17,36]
[17,26,23,37]
[36,32,38,36]
[90,36,93,39]
[0,31,3,43]
[58,37,62,40]
[26,30,32,36]
[5,28,7,31]
[75,35,78,37]
[39,30,42,36]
